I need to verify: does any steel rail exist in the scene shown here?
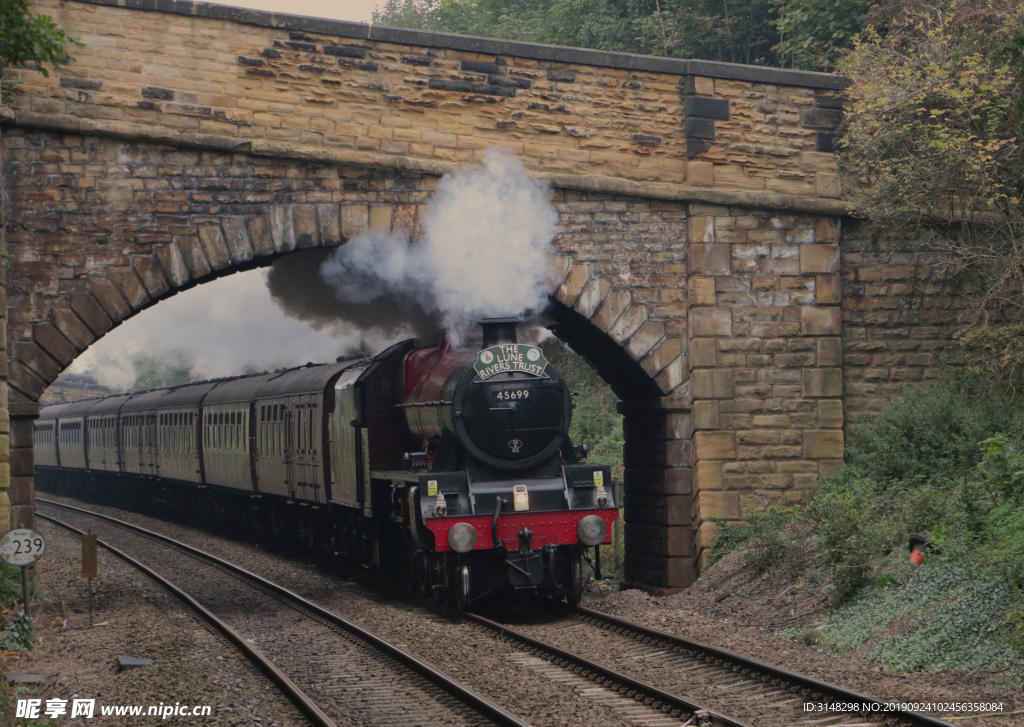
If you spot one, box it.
[36,498,531,727]
[572,604,961,727]
[36,511,337,727]
[454,608,753,727]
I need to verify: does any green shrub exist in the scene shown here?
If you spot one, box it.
[844,371,1024,484]
[710,507,802,574]
[710,518,754,563]
[0,562,22,610]
[0,613,35,652]
[541,338,623,474]
[737,369,1024,676]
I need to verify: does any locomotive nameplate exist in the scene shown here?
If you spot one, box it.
[473,344,548,380]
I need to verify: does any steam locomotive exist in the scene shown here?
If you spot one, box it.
[34,319,618,608]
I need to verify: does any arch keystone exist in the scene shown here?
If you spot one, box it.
[610,305,647,344]
[270,206,296,252]
[247,217,275,257]
[592,289,630,334]
[52,309,96,351]
[555,262,591,306]
[175,236,213,280]
[109,268,153,311]
[132,256,171,299]
[197,226,232,271]
[576,276,611,319]
[317,204,341,244]
[292,205,319,249]
[628,320,665,360]
[89,280,132,322]
[70,294,113,336]
[221,217,255,263]
[32,324,77,367]
[153,243,192,288]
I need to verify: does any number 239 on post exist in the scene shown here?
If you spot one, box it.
[0,528,46,567]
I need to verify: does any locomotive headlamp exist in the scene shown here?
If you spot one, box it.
[577,515,607,546]
[448,523,478,553]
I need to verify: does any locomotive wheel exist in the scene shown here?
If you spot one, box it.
[566,551,583,606]
[413,553,430,596]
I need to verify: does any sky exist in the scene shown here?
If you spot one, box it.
[213,0,381,23]
[65,269,404,392]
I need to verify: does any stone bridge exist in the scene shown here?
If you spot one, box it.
[0,0,950,592]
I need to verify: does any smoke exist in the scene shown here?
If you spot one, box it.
[320,147,559,344]
[266,248,443,343]
[63,268,401,392]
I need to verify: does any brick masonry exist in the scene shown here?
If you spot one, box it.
[0,0,958,589]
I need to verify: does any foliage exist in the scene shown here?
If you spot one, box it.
[0,562,23,611]
[0,613,35,652]
[731,371,1024,675]
[375,0,832,67]
[952,322,1024,384]
[541,338,623,474]
[0,0,80,76]
[843,372,1024,482]
[710,506,801,572]
[0,76,19,109]
[839,1,1024,382]
[771,0,875,70]
[130,349,199,392]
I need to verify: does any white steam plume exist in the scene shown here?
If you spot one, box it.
[321,148,558,344]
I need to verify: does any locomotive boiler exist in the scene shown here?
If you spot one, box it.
[34,319,618,607]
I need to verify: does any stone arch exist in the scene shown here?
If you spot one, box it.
[545,258,696,591]
[549,258,687,398]
[9,201,399,402]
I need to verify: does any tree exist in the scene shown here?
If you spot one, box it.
[0,0,80,76]
[130,350,199,392]
[374,0,784,65]
[771,0,876,71]
[373,0,889,69]
[838,0,1024,383]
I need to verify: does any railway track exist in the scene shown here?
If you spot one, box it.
[566,606,964,727]
[35,497,968,727]
[432,601,963,727]
[37,498,527,727]
[38,497,750,727]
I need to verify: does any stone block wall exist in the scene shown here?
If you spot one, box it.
[688,204,845,568]
[840,228,954,423]
[7,0,847,207]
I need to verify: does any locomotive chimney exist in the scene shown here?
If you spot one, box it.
[480,317,520,348]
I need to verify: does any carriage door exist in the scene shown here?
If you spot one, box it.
[294,399,306,499]
[249,401,260,492]
[284,401,296,499]
[147,412,158,474]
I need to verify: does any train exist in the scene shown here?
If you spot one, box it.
[33,318,618,608]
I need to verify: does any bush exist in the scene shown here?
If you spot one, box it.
[844,372,1024,484]
[541,339,623,475]
[734,370,1024,676]
[711,507,803,575]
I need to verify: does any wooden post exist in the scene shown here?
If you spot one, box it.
[20,565,29,617]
